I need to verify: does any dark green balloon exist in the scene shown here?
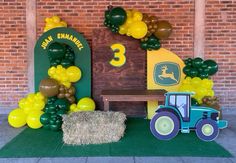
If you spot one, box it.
[50,124,61,131]
[43,124,51,130]
[204,59,218,76]
[109,7,127,26]
[189,68,198,77]
[191,98,199,106]
[55,98,70,111]
[61,59,72,68]
[57,109,67,116]
[183,66,191,76]
[199,71,209,79]
[40,113,51,125]
[192,57,203,68]
[48,42,65,60]
[140,35,161,50]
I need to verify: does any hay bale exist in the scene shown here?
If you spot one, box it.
[62,111,126,145]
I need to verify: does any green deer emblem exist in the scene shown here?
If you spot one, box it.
[158,65,178,82]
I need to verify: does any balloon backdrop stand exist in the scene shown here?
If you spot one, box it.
[5,6,229,157]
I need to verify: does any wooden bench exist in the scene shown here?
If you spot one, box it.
[101,90,167,111]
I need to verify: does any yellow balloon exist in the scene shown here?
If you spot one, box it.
[27,111,44,129]
[203,79,214,89]
[77,97,95,111]
[66,66,82,82]
[52,16,60,23]
[33,100,45,111]
[8,108,27,128]
[129,21,147,39]
[23,101,32,114]
[69,104,77,112]
[192,77,201,87]
[132,11,143,21]
[18,98,26,109]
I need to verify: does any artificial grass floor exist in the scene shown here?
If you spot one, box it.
[0,118,232,157]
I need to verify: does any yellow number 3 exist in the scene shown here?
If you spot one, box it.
[109,43,126,67]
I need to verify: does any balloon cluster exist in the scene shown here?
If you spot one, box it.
[48,65,82,88]
[183,58,218,79]
[8,92,46,129]
[69,97,96,113]
[57,85,76,104]
[179,77,214,104]
[40,97,70,131]
[104,6,172,51]
[48,42,75,68]
[44,16,67,32]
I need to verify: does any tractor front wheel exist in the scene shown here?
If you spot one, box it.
[150,111,180,140]
[195,119,219,141]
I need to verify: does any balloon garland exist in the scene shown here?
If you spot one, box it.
[104,6,173,51]
[8,16,96,131]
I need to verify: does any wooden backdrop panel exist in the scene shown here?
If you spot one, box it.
[92,29,146,116]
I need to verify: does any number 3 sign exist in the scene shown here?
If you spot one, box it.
[109,43,126,67]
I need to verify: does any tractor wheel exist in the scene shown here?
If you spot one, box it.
[195,119,219,141]
[150,111,180,140]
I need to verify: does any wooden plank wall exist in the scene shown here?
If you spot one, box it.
[92,29,146,116]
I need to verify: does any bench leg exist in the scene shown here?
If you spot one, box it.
[103,100,109,111]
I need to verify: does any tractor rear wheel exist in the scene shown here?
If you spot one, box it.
[150,111,180,140]
[195,119,219,141]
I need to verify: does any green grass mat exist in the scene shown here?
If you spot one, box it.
[0,118,232,157]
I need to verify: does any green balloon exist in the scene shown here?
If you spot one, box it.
[199,71,209,79]
[55,98,70,111]
[40,113,51,125]
[50,124,61,131]
[192,57,203,68]
[189,68,198,77]
[48,42,65,60]
[61,59,72,68]
[109,7,127,26]
[191,98,199,106]
[57,109,67,116]
[204,59,218,76]
[183,66,191,76]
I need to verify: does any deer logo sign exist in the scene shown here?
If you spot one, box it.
[158,65,178,82]
[154,62,180,86]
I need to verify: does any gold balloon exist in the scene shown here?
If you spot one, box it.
[39,78,59,97]
[154,20,172,39]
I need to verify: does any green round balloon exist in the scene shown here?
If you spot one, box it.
[183,66,191,76]
[61,59,73,68]
[192,57,203,68]
[189,68,198,77]
[55,98,70,111]
[50,124,61,131]
[109,7,127,26]
[191,98,199,106]
[199,71,209,79]
[48,42,65,60]
[40,113,51,125]
[204,59,218,76]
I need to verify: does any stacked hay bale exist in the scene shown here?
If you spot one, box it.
[62,111,126,145]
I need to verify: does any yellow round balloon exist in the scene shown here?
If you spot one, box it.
[129,21,147,39]
[8,108,27,128]
[66,66,82,82]
[26,111,44,129]
[77,97,95,111]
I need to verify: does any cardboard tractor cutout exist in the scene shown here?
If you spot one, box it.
[34,27,91,100]
[147,48,185,119]
[150,92,228,141]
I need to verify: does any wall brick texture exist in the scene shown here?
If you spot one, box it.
[0,0,235,111]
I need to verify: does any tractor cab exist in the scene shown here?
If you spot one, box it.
[165,92,192,122]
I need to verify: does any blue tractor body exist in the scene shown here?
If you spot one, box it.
[150,92,228,141]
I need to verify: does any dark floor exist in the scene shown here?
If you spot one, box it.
[0,111,236,163]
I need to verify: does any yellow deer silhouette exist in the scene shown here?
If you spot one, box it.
[158,65,178,82]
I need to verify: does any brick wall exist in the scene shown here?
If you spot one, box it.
[0,0,28,110]
[205,0,236,109]
[0,0,235,112]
